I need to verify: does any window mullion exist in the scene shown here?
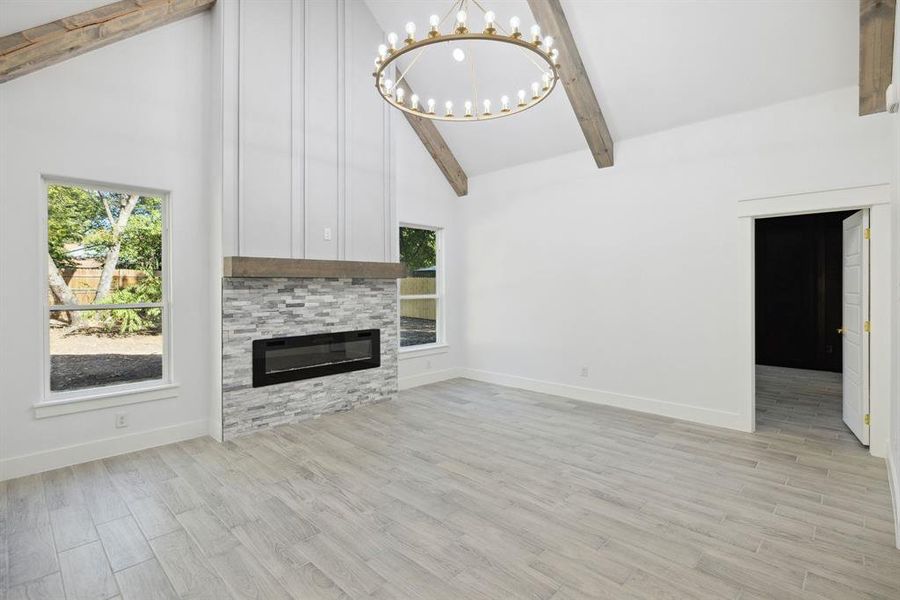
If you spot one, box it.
[50,303,164,312]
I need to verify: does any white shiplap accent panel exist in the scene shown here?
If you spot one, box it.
[224,0,394,261]
[239,0,293,258]
[349,0,390,262]
[221,0,240,257]
[303,0,340,260]
[337,0,348,260]
[291,0,306,258]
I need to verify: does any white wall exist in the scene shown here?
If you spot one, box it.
[393,120,465,387]
[455,87,893,436]
[221,0,394,262]
[888,9,900,548]
[0,11,214,479]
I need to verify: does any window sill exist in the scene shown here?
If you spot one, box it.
[34,383,179,419]
[398,344,450,359]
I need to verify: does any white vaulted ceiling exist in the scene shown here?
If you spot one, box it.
[364,0,858,175]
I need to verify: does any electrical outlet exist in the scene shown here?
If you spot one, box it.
[323,227,332,241]
[115,413,128,428]
[580,366,589,378]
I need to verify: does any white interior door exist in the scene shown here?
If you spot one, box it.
[841,210,869,446]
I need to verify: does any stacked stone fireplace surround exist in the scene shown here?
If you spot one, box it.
[221,275,398,440]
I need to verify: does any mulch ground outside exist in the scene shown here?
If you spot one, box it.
[401,316,436,347]
[49,326,162,392]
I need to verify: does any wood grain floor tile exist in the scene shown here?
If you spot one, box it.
[114,559,178,600]
[58,541,118,600]
[5,571,65,600]
[96,516,153,572]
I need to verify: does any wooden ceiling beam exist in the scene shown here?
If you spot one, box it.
[0,0,216,84]
[527,0,613,168]
[395,78,468,197]
[859,0,896,115]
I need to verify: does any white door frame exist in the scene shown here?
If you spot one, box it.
[738,184,893,458]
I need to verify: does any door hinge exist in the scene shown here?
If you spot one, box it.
[864,321,871,333]
[864,227,871,240]
[864,414,870,426]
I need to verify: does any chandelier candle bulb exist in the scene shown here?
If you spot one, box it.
[410,94,419,110]
[396,87,405,104]
[387,32,398,50]
[518,89,526,106]
[483,99,491,115]
[377,44,387,59]
[405,22,416,43]
[429,14,440,36]
[464,101,473,117]
[384,79,393,97]
[510,16,521,37]
[501,95,510,111]
[544,35,554,49]
[542,73,551,90]
[484,10,496,34]
[456,10,467,33]
[427,98,436,114]
[530,24,541,44]
[531,81,540,98]
[445,100,453,116]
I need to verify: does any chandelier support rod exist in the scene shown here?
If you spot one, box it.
[468,46,480,118]
[394,47,427,90]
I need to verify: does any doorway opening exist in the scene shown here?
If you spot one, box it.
[754,209,870,448]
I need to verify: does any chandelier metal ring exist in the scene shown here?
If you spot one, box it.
[373,3,561,123]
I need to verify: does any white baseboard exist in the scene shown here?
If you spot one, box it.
[0,419,208,481]
[399,368,463,390]
[887,448,900,550]
[458,368,748,431]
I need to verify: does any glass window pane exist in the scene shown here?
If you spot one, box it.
[399,226,437,290]
[48,185,163,307]
[49,308,163,392]
[400,299,437,347]
[399,275,435,295]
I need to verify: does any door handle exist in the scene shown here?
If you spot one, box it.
[836,327,844,334]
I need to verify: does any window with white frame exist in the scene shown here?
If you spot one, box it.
[399,225,442,348]
[46,182,169,396]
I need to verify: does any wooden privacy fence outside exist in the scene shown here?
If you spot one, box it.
[400,298,437,320]
[400,276,437,320]
[48,268,151,305]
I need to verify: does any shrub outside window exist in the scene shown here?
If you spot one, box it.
[46,182,169,397]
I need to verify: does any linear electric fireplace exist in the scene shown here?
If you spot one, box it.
[252,329,380,388]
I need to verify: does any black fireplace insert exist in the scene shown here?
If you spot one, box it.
[252,329,380,388]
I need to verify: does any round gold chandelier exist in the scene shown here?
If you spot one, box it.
[373,0,561,123]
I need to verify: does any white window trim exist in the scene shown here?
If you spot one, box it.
[36,177,176,416]
[399,223,445,349]
[34,383,180,419]
[399,343,450,359]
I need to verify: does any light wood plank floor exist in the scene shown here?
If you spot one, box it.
[1,367,898,599]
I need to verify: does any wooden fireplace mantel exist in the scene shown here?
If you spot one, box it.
[223,257,406,279]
